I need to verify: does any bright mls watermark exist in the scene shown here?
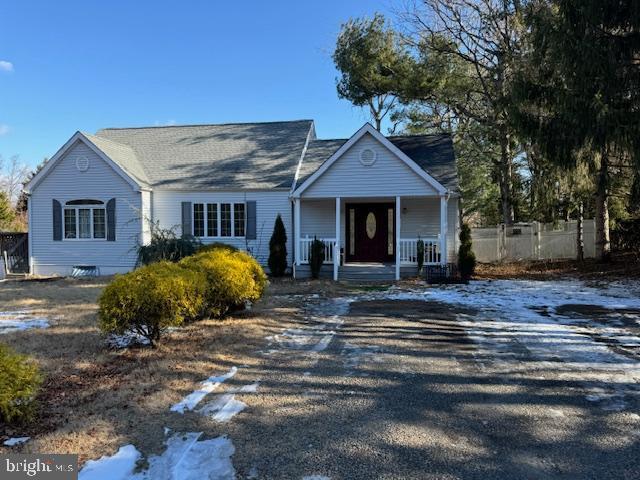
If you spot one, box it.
[1,454,77,480]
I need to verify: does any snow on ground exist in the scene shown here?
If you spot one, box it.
[387,279,640,411]
[171,367,238,413]
[0,310,49,333]
[78,433,235,480]
[3,436,30,446]
[105,331,151,349]
[78,444,141,480]
[199,382,260,423]
[265,298,351,356]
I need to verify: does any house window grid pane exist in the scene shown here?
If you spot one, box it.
[78,209,91,238]
[221,203,232,237]
[234,203,245,237]
[207,203,218,237]
[193,203,205,237]
[93,209,106,239]
[64,209,76,239]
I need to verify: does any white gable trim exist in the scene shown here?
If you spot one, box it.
[24,132,144,194]
[291,123,448,198]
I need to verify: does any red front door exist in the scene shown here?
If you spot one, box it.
[345,203,395,263]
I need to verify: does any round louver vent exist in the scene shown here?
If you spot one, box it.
[76,156,89,172]
[359,148,377,166]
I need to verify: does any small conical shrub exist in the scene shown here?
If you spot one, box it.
[458,223,476,282]
[417,238,425,274]
[268,214,288,276]
[309,237,325,279]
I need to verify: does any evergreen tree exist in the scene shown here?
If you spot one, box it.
[268,214,288,277]
[333,14,409,131]
[458,224,476,282]
[511,0,640,260]
[0,192,15,230]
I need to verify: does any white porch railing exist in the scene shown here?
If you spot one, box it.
[299,236,336,264]
[399,237,441,265]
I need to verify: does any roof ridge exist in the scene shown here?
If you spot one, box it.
[387,133,452,139]
[97,119,314,132]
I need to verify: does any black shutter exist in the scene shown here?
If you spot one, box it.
[246,201,257,240]
[106,198,116,241]
[181,202,192,237]
[52,199,62,241]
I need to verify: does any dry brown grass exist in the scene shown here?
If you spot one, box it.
[0,276,318,463]
[475,252,640,281]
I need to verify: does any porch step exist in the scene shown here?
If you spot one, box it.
[339,264,395,282]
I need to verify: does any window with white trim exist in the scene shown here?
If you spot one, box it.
[234,203,245,237]
[192,202,245,238]
[63,200,106,240]
[220,203,232,237]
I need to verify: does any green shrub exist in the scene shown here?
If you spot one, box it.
[417,238,425,274]
[98,262,206,346]
[137,224,201,266]
[0,344,41,424]
[309,237,325,279]
[181,249,267,317]
[458,223,476,281]
[197,242,239,254]
[268,214,288,277]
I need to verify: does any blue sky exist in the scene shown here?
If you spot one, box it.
[0,1,394,169]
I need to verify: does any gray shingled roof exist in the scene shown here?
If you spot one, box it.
[85,120,457,192]
[94,120,314,189]
[297,134,458,192]
[82,133,151,187]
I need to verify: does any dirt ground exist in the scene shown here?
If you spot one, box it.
[1,275,639,479]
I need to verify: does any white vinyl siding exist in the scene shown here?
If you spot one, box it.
[153,190,292,268]
[141,190,152,245]
[30,140,142,276]
[302,133,439,198]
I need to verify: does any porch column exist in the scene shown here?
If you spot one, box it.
[294,198,301,266]
[395,195,401,280]
[440,195,448,265]
[334,197,340,281]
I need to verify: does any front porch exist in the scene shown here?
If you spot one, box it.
[292,196,454,280]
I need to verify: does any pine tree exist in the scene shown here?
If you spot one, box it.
[0,192,15,230]
[268,214,288,277]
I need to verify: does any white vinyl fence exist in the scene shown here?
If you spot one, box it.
[471,220,596,263]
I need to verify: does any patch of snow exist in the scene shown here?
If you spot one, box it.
[0,311,49,334]
[199,394,247,423]
[3,436,30,446]
[105,331,150,349]
[266,297,351,356]
[342,342,382,374]
[80,433,236,480]
[385,280,640,411]
[198,382,259,422]
[303,476,331,480]
[170,367,238,414]
[133,432,235,480]
[79,444,141,480]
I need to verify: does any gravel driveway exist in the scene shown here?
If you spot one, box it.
[80,280,640,480]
